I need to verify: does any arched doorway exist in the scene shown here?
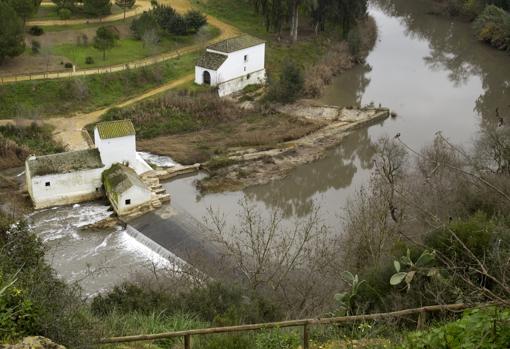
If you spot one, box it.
[203,71,211,85]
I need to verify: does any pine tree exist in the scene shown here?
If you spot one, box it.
[84,0,112,18]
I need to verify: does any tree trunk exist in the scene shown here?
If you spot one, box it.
[290,2,299,43]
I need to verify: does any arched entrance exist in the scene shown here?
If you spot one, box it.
[203,71,211,85]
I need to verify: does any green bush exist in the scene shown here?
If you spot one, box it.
[473,4,510,51]
[265,62,304,103]
[400,307,510,348]
[85,56,94,64]
[28,26,44,36]
[58,7,71,20]
[255,330,300,349]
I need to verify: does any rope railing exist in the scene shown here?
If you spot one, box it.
[98,302,497,349]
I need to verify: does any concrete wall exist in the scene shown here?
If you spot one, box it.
[109,185,152,216]
[218,69,266,97]
[213,44,265,83]
[26,167,104,209]
[195,66,220,85]
[94,130,137,169]
[195,43,265,88]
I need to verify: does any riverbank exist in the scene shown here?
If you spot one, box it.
[197,103,390,192]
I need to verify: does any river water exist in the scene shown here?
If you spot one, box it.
[30,0,510,295]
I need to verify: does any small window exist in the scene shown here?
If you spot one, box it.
[95,187,100,192]
[244,55,248,62]
[45,182,50,187]
[244,67,247,72]
[125,199,131,205]
[247,74,251,79]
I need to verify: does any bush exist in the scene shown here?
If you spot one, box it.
[400,307,510,348]
[28,26,44,36]
[31,40,41,54]
[85,56,94,64]
[184,10,207,33]
[64,62,73,68]
[130,11,159,39]
[265,62,304,103]
[473,5,510,52]
[58,7,72,20]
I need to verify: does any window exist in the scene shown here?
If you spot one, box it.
[244,55,248,62]
[125,199,131,205]
[247,74,251,79]
[244,67,247,72]
[45,182,50,187]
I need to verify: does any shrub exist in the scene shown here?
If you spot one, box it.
[85,56,94,64]
[130,11,159,40]
[184,10,207,33]
[265,62,304,103]
[64,62,73,68]
[58,7,72,20]
[400,307,510,348]
[28,26,44,36]
[31,40,41,54]
[473,5,510,51]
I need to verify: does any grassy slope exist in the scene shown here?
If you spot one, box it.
[52,25,219,68]
[0,52,198,119]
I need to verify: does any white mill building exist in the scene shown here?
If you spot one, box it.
[195,34,266,96]
[25,120,155,215]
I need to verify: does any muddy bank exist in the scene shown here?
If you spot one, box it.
[198,101,390,192]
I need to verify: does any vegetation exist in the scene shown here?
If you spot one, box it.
[0,52,198,119]
[93,26,119,60]
[265,62,304,103]
[83,0,112,18]
[434,0,510,51]
[115,0,136,21]
[0,123,64,170]
[0,2,26,64]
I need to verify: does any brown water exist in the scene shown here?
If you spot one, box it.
[165,0,510,229]
[31,0,510,294]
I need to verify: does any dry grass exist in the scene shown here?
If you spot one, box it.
[303,16,378,98]
[0,135,30,170]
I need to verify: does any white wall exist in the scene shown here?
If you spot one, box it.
[27,167,104,209]
[195,43,265,87]
[94,129,137,169]
[218,69,266,97]
[195,66,219,86]
[112,185,152,216]
[214,43,265,84]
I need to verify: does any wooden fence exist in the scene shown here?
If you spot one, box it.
[98,302,494,349]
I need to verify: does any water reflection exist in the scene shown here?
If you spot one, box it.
[244,129,378,218]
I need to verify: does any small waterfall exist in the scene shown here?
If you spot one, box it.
[125,225,187,267]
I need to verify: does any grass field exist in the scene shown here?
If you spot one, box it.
[33,3,125,20]
[0,52,198,119]
[51,25,219,68]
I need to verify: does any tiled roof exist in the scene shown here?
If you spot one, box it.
[96,120,135,139]
[27,149,104,177]
[102,164,148,199]
[207,34,265,53]
[196,51,227,70]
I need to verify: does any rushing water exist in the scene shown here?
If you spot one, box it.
[32,0,510,294]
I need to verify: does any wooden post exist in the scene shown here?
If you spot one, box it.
[417,311,427,330]
[184,334,191,349]
[303,323,309,349]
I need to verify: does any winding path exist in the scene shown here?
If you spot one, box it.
[1,0,239,84]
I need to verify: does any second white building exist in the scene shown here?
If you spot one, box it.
[195,34,266,96]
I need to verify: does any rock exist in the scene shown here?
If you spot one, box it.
[0,336,66,349]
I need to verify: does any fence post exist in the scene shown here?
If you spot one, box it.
[303,323,309,349]
[184,334,191,349]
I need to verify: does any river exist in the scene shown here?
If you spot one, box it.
[30,0,510,295]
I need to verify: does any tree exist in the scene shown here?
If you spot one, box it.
[152,4,187,35]
[130,11,159,39]
[8,0,38,24]
[184,10,207,33]
[83,0,112,18]
[0,2,25,64]
[115,0,136,21]
[93,26,116,60]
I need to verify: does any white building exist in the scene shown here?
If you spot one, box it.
[26,119,153,211]
[102,164,152,216]
[195,34,266,97]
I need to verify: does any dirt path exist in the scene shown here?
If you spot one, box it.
[0,74,194,150]
[1,0,239,83]
[27,0,152,26]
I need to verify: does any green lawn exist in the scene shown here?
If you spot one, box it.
[51,25,219,68]
[0,52,198,119]
[198,0,333,78]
